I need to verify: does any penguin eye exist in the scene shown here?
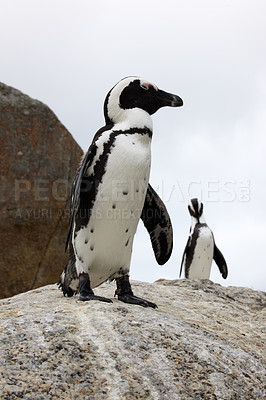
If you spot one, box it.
[140,83,150,90]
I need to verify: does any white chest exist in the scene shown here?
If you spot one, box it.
[188,226,214,279]
[97,132,151,200]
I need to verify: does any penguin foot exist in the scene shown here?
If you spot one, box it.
[117,293,157,308]
[79,293,113,303]
[79,272,112,303]
[115,275,157,308]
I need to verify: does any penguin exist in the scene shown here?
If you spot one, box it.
[59,76,183,308]
[179,198,228,280]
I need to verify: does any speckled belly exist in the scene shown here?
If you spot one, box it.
[74,132,151,288]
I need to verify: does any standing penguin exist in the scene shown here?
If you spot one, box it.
[179,198,228,280]
[59,76,183,307]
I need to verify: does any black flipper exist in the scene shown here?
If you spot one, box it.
[65,146,96,251]
[141,184,173,265]
[213,238,228,279]
[179,236,190,278]
[65,125,113,251]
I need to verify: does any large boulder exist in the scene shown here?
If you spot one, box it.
[0,279,265,399]
[0,82,83,298]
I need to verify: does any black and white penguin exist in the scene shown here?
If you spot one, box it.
[179,198,228,280]
[59,76,183,307]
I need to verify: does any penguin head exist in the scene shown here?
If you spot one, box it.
[104,76,183,126]
[188,198,204,221]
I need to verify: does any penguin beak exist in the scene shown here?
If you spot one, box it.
[157,89,183,108]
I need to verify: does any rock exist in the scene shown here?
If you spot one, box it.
[0,82,83,299]
[0,279,265,399]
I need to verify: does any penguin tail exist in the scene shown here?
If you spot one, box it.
[57,271,76,297]
[58,245,79,297]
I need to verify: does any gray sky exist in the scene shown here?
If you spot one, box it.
[1,0,265,291]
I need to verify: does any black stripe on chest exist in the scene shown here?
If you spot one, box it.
[75,126,152,232]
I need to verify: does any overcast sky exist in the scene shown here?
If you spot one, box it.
[1,0,265,291]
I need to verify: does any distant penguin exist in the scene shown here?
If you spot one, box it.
[59,76,183,307]
[179,198,228,280]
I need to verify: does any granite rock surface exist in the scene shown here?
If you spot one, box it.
[0,279,265,399]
